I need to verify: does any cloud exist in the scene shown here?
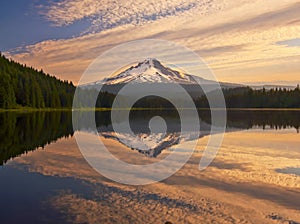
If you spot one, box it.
[5,0,300,85]
[40,0,222,33]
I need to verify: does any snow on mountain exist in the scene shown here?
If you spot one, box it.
[100,130,201,157]
[80,58,242,93]
[101,131,180,157]
[96,58,198,85]
[97,120,216,157]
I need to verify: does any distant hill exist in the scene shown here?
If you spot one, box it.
[0,53,75,109]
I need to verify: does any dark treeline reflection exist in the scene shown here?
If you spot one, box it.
[1,110,300,165]
[198,110,300,132]
[0,111,74,165]
[229,110,300,131]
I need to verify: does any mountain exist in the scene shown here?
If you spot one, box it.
[97,58,197,85]
[97,115,218,158]
[83,58,242,94]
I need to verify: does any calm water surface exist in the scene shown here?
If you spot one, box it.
[0,110,299,223]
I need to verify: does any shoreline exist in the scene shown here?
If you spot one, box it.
[1,107,300,112]
[2,107,300,113]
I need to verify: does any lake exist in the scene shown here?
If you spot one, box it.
[0,110,299,223]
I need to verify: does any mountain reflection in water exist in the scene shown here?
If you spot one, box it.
[1,110,300,164]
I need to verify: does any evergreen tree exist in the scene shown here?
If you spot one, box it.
[0,72,16,108]
[0,55,75,109]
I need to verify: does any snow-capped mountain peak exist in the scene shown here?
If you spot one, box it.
[97,58,198,85]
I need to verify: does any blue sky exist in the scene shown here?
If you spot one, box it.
[1,0,300,85]
[0,0,90,51]
[277,38,300,48]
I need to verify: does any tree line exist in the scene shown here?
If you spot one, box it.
[196,86,300,108]
[0,54,119,109]
[96,86,300,109]
[0,53,75,109]
[91,86,300,109]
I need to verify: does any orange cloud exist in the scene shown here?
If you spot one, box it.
[5,0,300,85]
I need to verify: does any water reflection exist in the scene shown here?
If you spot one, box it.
[78,109,300,157]
[225,110,300,131]
[1,110,300,164]
[0,111,74,165]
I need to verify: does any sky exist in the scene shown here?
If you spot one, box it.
[1,0,300,85]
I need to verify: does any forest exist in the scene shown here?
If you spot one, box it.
[196,86,300,108]
[103,86,300,109]
[0,53,118,109]
[0,53,75,109]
